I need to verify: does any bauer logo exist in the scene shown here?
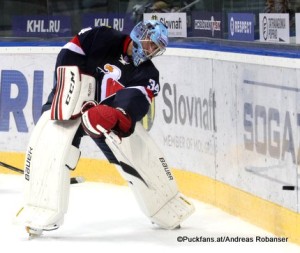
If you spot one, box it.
[159,157,173,180]
[25,147,33,181]
[12,15,71,37]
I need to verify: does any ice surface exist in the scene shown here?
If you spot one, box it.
[1,174,299,253]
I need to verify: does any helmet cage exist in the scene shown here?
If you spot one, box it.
[130,21,168,66]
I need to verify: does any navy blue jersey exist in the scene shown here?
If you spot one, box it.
[45,26,161,123]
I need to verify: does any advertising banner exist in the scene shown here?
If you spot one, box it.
[1,46,300,212]
[152,56,216,177]
[82,13,135,34]
[228,13,255,41]
[296,13,300,44]
[12,15,71,37]
[212,60,299,211]
[143,12,187,37]
[190,12,222,38]
[259,13,290,43]
[0,53,56,152]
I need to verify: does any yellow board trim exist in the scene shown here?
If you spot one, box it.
[1,151,299,244]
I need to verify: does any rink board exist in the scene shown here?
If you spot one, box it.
[1,46,300,244]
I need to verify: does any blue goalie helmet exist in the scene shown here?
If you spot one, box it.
[130,20,168,66]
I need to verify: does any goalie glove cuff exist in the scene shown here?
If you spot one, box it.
[113,107,133,137]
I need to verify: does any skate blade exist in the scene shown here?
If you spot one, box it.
[25,226,43,239]
[151,221,181,230]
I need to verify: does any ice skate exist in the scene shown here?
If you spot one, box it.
[25,223,60,239]
[26,226,43,239]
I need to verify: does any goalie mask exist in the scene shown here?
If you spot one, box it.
[130,20,168,66]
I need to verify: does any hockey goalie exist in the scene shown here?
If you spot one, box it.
[15,20,195,236]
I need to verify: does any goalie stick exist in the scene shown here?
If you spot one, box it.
[0,161,23,174]
[0,161,84,184]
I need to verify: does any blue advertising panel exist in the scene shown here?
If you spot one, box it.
[82,13,135,34]
[228,13,255,41]
[190,12,223,38]
[12,15,71,37]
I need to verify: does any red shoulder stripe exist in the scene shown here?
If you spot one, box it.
[70,35,81,48]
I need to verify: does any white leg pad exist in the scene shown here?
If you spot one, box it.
[104,123,195,229]
[15,111,81,230]
[150,192,195,229]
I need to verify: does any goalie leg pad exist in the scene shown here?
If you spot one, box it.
[15,111,81,230]
[150,193,195,229]
[104,123,195,229]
